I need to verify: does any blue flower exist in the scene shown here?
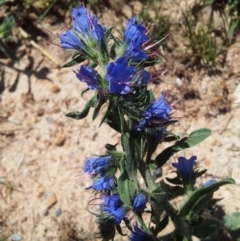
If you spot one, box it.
[203,179,217,187]
[83,156,112,175]
[59,30,84,50]
[102,194,125,224]
[129,223,153,241]
[145,92,171,120]
[60,5,105,51]
[76,65,98,90]
[133,194,147,212]
[125,41,148,61]
[124,17,149,61]
[92,176,115,191]
[136,92,171,131]
[72,6,106,45]
[106,57,136,94]
[106,57,151,94]
[172,156,197,187]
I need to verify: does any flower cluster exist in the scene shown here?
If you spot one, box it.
[83,154,147,225]
[83,155,116,191]
[59,4,158,100]
[57,4,232,241]
[60,5,106,53]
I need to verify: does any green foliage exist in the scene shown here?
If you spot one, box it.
[223,212,240,240]
[140,0,169,40]
[0,16,17,60]
[200,0,240,38]
[66,94,98,120]
[178,178,235,218]
[193,217,222,239]
[183,11,220,68]
[155,128,211,168]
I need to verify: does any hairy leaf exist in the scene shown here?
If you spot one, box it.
[155,128,211,167]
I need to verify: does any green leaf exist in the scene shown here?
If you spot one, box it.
[105,111,123,133]
[121,132,142,179]
[62,53,86,68]
[150,187,166,225]
[162,135,180,142]
[104,26,114,42]
[105,143,117,152]
[38,0,59,21]
[195,169,207,179]
[223,212,240,240]
[0,16,14,39]
[110,42,117,60]
[155,128,211,168]
[117,170,138,207]
[153,215,169,235]
[136,214,153,236]
[92,96,106,120]
[228,19,240,38]
[193,217,222,238]
[0,0,6,5]
[178,178,235,218]
[81,88,89,97]
[118,107,125,132]
[66,94,97,120]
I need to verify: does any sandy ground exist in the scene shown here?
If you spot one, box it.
[1,2,240,241]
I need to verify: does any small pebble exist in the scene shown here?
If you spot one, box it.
[7,116,21,125]
[54,208,62,217]
[50,84,61,93]
[36,184,45,198]
[11,233,22,241]
[45,191,57,209]
[46,117,53,124]
[43,209,49,216]
[36,108,45,117]
[52,132,66,146]
[175,77,183,87]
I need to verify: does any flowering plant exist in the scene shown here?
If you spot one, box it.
[57,5,235,241]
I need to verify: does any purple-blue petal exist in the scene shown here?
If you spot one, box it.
[124,18,149,48]
[149,92,171,120]
[76,65,98,90]
[83,156,112,175]
[130,223,152,241]
[89,16,106,44]
[102,194,125,224]
[125,42,148,61]
[172,156,197,185]
[71,6,105,44]
[59,30,83,50]
[72,6,89,32]
[133,194,147,212]
[92,176,115,191]
[106,57,137,94]
[124,17,149,61]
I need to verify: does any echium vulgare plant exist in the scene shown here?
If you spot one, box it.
[55,4,236,241]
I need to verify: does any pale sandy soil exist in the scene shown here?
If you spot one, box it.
[1,1,240,241]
